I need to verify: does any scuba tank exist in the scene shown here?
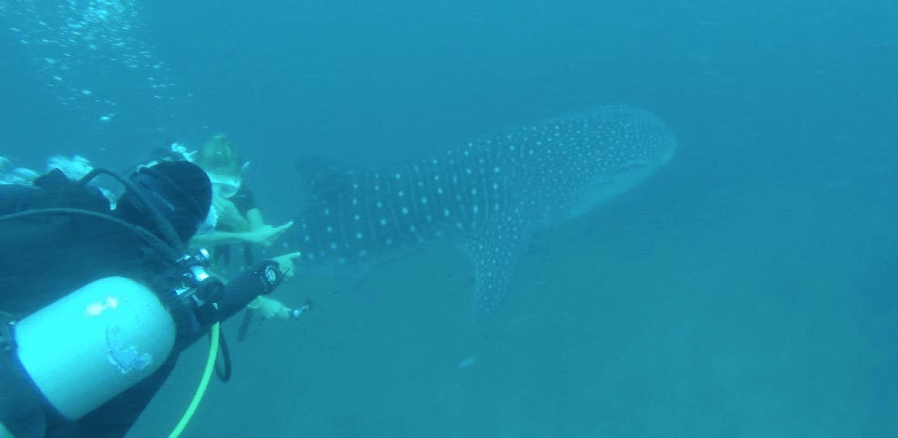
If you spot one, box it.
[13,276,177,420]
[8,244,223,425]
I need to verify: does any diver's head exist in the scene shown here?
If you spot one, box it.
[116,161,212,243]
[194,133,245,198]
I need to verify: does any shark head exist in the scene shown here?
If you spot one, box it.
[514,105,677,227]
[571,105,676,217]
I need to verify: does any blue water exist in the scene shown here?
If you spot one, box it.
[2,0,897,437]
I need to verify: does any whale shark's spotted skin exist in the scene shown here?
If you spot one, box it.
[294,105,676,317]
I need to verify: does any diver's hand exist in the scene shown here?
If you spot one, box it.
[254,296,293,320]
[246,221,294,247]
[212,196,246,229]
[270,251,301,278]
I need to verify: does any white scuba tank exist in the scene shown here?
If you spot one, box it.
[13,276,176,420]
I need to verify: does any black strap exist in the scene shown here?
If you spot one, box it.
[214,329,232,382]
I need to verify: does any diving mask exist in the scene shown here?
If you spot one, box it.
[208,173,242,198]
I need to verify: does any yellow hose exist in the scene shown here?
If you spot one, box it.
[169,322,220,438]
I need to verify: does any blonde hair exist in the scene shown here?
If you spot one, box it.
[194,133,243,177]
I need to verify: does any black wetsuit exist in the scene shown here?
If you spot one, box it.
[0,170,276,438]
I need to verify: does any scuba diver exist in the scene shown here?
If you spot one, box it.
[184,134,296,322]
[0,160,298,437]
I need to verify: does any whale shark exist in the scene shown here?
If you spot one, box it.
[293,105,676,318]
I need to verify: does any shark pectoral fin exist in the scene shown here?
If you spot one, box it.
[461,213,530,320]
